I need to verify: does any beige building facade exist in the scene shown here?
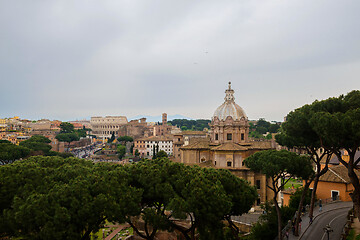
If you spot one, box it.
[90,116,128,139]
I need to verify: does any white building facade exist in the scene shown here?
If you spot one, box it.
[134,136,173,158]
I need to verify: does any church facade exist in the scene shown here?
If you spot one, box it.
[180,82,275,206]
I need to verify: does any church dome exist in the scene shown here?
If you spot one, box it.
[213,82,247,121]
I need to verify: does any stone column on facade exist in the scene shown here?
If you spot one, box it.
[235,126,240,143]
[219,125,223,144]
[248,171,255,186]
[232,152,235,168]
[261,174,267,203]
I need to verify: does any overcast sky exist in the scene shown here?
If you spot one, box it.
[1,0,360,122]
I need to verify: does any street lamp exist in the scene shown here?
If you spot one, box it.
[323,224,333,240]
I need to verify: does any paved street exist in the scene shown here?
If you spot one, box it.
[287,201,352,240]
[300,207,349,240]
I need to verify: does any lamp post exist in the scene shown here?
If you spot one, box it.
[323,224,333,240]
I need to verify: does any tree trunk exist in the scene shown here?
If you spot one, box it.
[127,220,148,239]
[351,188,360,219]
[309,174,319,219]
[338,152,360,220]
[169,221,192,240]
[347,157,360,219]
[274,196,283,240]
[81,229,92,240]
[226,216,240,240]
[294,181,311,236]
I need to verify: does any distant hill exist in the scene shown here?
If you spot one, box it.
[129,114,193,123]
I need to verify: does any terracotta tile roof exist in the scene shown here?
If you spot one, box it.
[135,136,173,141]
[173,141,184,145]
[180,141,210,150]
[328,151,360,166]
[319,165,360,183]
[182,131,208,135]
[248,141,273,149]
[210,142,248,151]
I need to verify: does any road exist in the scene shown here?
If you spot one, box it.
[300,206,351,240]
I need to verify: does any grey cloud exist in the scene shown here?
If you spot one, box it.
[1,0,360,121]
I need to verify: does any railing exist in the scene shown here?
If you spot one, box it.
[277,196,341,239]
[340,209,354,240]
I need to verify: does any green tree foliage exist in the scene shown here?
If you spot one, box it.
[55,133,80,151]
[0,156,141,240]
[276,103,331,233]
[134,149,140,157]
[56,122,85,151]
[257,118,271,129]
[249,131,263,139]
[153,150,168,160]
[256,126,268,135]
[265,133,273,139]
[55,152,75,158]
[117,136,134,142]
[0,141,30,165]
[76,127,90,138]
[250,203,294,240]
[108,132,116,143]
[306,90,360,218]
[19,135,52,155]
[117,145,126,159]
[123,158,256,240]
[269,124,281,133]
[0,156,256,240]
[288,187,312,211]
[25,135,51,143]
[250,118,280,139]
[59,122,75,133]
[168,119,211,131]
[244,150,313,240]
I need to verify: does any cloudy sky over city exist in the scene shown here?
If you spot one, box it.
[1,0,360,122]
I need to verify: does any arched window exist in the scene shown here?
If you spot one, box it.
[227,161,232,167]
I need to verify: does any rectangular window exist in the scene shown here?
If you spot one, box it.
[241,133,244,141]
[227,133,232,140]
[215,133,219,140]
[227,161,232,167]
[256,180,261,189]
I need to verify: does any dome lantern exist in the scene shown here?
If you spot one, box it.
[213,82,247,121]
